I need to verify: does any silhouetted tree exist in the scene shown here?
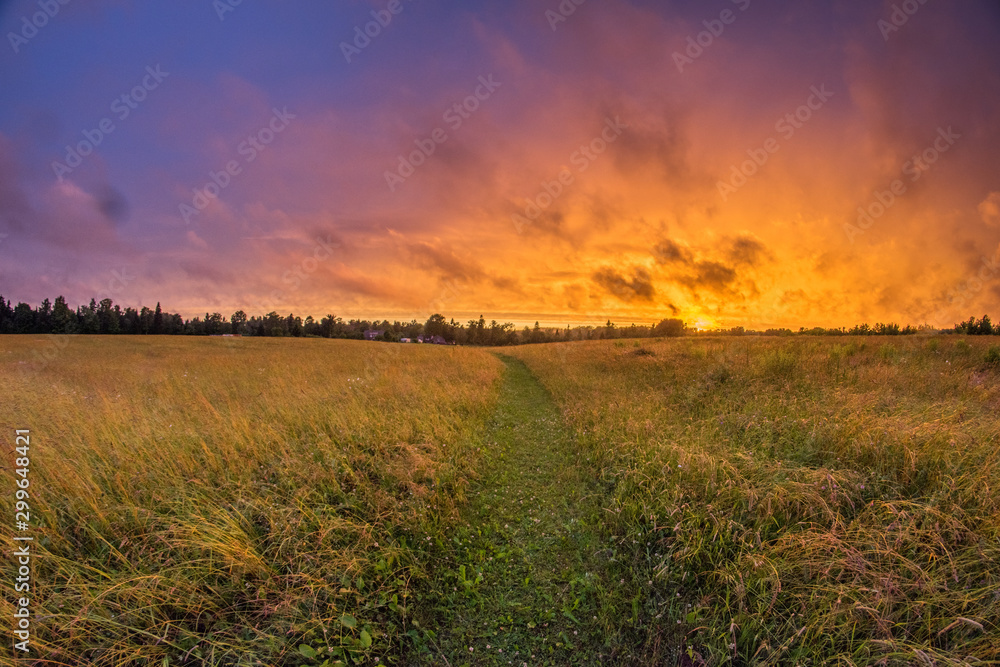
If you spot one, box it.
[152,302,164,334]
[653,318,686,337]
[13,302,34,333]
[231,310,247,334]
[52,296,75,333]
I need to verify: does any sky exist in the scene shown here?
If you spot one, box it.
[1,0,999,330]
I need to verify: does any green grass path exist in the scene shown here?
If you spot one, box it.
[414,355,621,666]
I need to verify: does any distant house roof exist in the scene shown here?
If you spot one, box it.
[363,329,384,340]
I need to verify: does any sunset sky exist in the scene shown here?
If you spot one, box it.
[1,0,999,329]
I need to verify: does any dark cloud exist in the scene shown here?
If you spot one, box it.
[683,261,737,292]
[490,275,522,293]
[514,206,568,240]
[610,114,690,183]
[779,289,809,307]
[0,136,33,233]
[96,186,129,225]
[584,194,627,235]
[178,261,235,285]
[653,239,692,265]
[408,242,487,283]
[728,235,769,266]
[328,268,419,304]
[405,240,521,297]
[593,266,656,302]
[0,135,126,252]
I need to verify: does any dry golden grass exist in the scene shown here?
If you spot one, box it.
[0,336,502,666]
[4,334,998,665]
[507,336,1000,665]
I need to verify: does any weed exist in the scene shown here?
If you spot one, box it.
[707,363,731,385]
[877,342,898,363]
[761,349,798,382]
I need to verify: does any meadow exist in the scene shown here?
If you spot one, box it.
[2,334,999,665]
[508,335,1000,665]
[1,336,503,665]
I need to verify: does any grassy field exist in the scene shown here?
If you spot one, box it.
[1,336,503,666]
[507,336,1000,665]
[2,335,999,665]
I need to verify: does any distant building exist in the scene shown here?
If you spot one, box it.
[363,330,384,340]
[410,335,450,344]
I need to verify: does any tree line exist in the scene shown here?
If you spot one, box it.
[0,296,688,345]
[0,296,995,344]
[697,316,998,337]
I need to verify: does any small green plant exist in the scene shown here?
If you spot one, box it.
[761,349,797,381]
[844,340,866,355]
[455,563,483,597]
[955,339,972,355]
[877,343,898,363]
[926,338,940,353]
[985,345,1000,366]
[298,614,374,666]
[708,363,731,385]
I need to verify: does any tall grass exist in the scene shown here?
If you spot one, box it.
[0,336,502,665]
[509,336,1000,665]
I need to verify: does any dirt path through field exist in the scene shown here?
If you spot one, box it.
[415,354,618,666]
